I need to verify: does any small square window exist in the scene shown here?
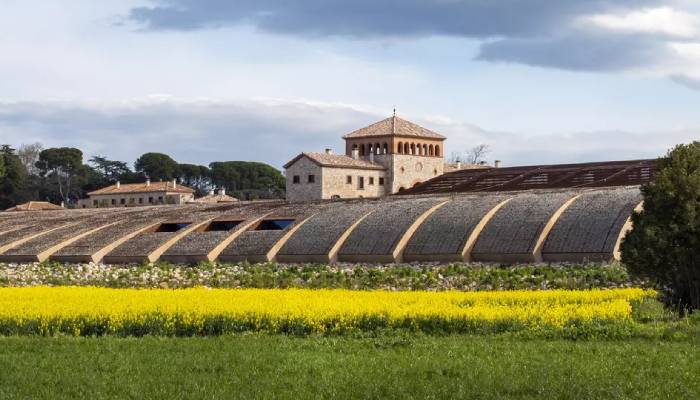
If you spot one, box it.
[148,197,154,204]
[158,196,163,202]
[93,200,98,206]
[346,175,352,184]
[111,199,116,205]
[293,175,300,184]
[120,198,126,205]
[139,198,143,204]
[307,174,315,183]
[379,177,385,185]
[369,177,374,185]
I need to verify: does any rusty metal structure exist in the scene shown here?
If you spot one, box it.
[399,159,658,195]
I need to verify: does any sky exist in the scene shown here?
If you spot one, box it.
[1,0,699,169]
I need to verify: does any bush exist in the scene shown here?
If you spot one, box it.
[622,142,700,313]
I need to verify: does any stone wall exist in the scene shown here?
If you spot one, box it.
[375,154,445,193]
[285,157,323,203]
[78,192,194,208]
[321,167,386,200]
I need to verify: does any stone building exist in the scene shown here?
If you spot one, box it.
[284,115,448,202]
[78,179,195,208]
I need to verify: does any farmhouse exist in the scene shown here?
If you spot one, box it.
[284,114,471,202]
[78,179,195,208]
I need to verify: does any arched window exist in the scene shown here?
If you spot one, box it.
[423,144,428,156]
[435,145,440,157]
[375,143,380,155]
[360,144,365,156]
[383,143,389,154]
[429,144,434,156]
[404,143,409,154]
[410,143,415,155]
[397,142,403,154]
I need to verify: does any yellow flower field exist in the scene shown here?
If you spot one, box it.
[0,287,654,336]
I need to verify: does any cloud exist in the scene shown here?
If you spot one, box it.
[127,0,656,37]
[124,0,700,88]
[670,74,700,90]
[0,98,377,168]
[477,31,674,72]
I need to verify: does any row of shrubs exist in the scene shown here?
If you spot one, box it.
[0,261,648,291]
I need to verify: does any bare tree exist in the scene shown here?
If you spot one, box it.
[466,144,491,164]
[17,142,43,176]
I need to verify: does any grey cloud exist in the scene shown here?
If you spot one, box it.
[0,99,375,168]
[670,74,700,91]
[477,32,674,72]
[0,99,692,170]
[128,0,657,38]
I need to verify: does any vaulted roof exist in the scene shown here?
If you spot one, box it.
[342,116,445,140]
[283,152,386,171]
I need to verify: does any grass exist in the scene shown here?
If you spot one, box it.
[0,335,698,399]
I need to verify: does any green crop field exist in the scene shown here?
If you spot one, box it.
[1,335,699,400]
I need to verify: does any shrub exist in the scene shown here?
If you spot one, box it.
[622,142,700,313]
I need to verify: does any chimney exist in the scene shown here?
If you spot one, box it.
[172,178,177,188]
[219,188,226,196]
[116,181,120,188]
[146,179,151,187]
[325,148,333,155]
[351,148,359,160]
[209,189,215,196]
[494,160,502,168]
[456,162,462,170]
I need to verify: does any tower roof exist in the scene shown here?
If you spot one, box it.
[342,116,445,140]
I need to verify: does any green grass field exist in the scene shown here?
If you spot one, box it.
[1,335,698,399]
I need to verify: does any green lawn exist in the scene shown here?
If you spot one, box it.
[1,335,698,399]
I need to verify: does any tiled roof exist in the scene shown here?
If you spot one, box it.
[190,193,239,203]
[88,181,195,196]
[4,201,64,212]
[343,116,445,140]
[284,152,386,170]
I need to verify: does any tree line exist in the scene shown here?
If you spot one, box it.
[0,143,285,209]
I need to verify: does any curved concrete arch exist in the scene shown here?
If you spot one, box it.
[542,187,643,262]
[613,201,644,260]
[471,191,580,263]
[403,195,513,262]
[337,198,448,263]
[277,203,377,263]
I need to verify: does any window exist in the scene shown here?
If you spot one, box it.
[307,174,315,183]
[369,177,374,185]
[154,222,191,232]
[139,198,143,204]
[93,200,98,206]
[204,220,242,232]
[148,197,154,204]
[293,175,300,184]
[255,219,295,231]
[359,176,365,190]
[120,198,126,205]
[111,199,116,205]
[346,175,352,184]
[158,196,163,203]
[379,177,385,185]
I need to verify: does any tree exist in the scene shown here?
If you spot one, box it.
[449,144,491,164]
[17,142,43,176]
[89,156,137,185]
[178,163,212,196]
[0,145,29,209]
[210,161,285,200]
[621,142,700,314]
[35,147,84,204]
[135,153,179,181]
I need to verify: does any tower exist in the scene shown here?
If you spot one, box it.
[342,114,446,193]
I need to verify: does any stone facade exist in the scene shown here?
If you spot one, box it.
[285,155,387,202]
[77,180,195,208]
[284,115,447,202]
